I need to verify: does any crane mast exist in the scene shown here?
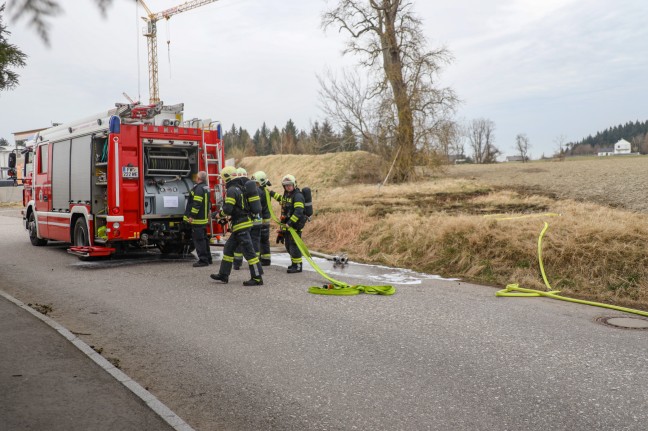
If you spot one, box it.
[138,0,219,104]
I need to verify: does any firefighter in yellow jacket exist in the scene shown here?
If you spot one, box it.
[183,171,211,267]
[270,174,306,273]
[210,166,264,286]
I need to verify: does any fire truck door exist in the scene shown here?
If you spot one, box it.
[34,143,52,238]
[49,139,72,241]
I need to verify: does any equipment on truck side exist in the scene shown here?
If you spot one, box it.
[21,101,227,260]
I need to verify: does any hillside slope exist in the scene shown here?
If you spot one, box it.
[238,151,385,188]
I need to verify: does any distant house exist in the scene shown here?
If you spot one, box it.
[13,127,48,145]
[505,155,525,162]
[598,138,632,156]
[614,138,631,154]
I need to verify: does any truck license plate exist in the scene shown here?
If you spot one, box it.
[122,166,139,178]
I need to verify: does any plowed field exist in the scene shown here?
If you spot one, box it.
[447,156,648,213]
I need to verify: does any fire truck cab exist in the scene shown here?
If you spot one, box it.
[22,102,226,259]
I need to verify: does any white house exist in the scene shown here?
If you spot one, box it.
[614,138,631,154]
[598,138,632,156]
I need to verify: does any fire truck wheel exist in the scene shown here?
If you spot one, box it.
[73,218,90,247]
[28,212,48,246]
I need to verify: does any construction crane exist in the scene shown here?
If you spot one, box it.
[138,0,219,104]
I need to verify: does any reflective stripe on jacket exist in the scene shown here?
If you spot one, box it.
[183,183,210,225]
[220,182,252,232]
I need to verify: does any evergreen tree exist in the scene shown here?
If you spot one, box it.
[0,5,27,91]
[339,124,358,152]
[316,120,338,154]
[269,126,281,154]
[282,119,298,154]
[570,119,648,153]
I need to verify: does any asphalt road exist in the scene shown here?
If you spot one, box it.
[1,210,647,431]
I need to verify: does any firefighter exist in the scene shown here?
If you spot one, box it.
[270,174,306,273]
[183,170,212,267]
[233,169,271,268]
[232,167,253,270]
[251,171,272,266]
[210,166,264,286]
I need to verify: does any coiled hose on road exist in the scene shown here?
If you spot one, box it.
[265,188,395,296]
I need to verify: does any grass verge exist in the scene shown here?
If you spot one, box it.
[302,180,648,312]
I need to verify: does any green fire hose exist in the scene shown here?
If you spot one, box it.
[265,188,395,296]
[490,214,648,318]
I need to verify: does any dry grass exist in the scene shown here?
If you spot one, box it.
[304,187,648,311]
[239,151,386,188]
[0,201,21,207]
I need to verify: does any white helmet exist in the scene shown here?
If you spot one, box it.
[251,171,268,186]
[281,174,296,187]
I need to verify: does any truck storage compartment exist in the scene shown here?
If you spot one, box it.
[143,145,198,216]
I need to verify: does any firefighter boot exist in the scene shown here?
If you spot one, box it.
[287,263,302,274]
[210,273,229,284]
[243,277,263,286]
[260,258,271,266]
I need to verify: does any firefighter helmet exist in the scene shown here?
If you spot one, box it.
[220,166,236,183]
[236,167,247,178]
[251,171,268,186]
[281,174,296,187]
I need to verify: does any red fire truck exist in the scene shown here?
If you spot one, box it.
[21,101,226,259]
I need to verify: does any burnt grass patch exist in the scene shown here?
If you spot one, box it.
[362,190,550,217]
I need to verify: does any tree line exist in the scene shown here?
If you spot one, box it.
[222,120,359,159]
[568,120,648,155]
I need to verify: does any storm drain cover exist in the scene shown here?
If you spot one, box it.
[597,316,648,330]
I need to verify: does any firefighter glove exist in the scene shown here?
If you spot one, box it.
[276,231,284,244]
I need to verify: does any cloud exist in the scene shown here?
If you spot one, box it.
[1,0,647,160]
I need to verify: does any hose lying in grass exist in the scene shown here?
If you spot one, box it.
[492,216,648,318]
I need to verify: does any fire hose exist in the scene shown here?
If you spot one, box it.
[490,214,648,318]
[265,188,395,296]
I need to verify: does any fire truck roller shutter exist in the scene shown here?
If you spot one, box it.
[70,135,92,204]
[52,139,71,210]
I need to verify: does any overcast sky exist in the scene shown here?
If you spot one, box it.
[1,0,647,159]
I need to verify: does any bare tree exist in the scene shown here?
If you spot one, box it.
[466,118,498,164]
[514,133,531,162]
[553,134,566,159]
[630,134,644,153]
[435,119,461,163]
[317,69,378,149]
[321,0,457,182]
[641,134,648,155]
